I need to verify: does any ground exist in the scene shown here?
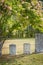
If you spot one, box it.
[0,54,43,65]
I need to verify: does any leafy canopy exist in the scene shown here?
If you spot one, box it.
[0,0,43,38]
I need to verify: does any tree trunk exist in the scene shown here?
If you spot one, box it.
[0,38,6,56]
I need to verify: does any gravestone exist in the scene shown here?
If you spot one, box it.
[23,43,30,54]
[35,33,43,53]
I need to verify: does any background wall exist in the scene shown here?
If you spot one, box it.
[2,38,35,55]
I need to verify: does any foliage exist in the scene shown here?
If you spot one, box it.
[0,0,43,38]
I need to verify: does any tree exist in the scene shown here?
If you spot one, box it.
[0,0,42,38]
[0,0,43,55]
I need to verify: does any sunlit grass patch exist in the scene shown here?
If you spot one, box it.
[0,54,43,65]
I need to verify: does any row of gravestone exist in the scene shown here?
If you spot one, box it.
[0,33,43,55]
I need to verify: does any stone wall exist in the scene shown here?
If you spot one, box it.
[2,38,35,55]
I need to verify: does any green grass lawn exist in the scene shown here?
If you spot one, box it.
[0,54,43,65]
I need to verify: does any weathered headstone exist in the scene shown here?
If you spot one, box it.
[35,33,43,53]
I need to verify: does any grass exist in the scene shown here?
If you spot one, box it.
[0,54,43,65]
